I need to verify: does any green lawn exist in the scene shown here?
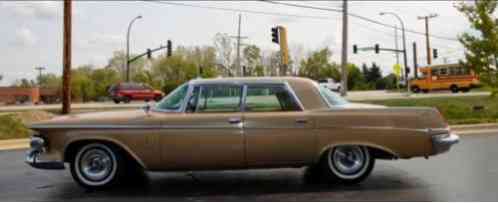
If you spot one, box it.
[0,114,30,140]
[367,96,498,125]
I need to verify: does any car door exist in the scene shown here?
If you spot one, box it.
[159,83,245,170]
[243,83,315,167]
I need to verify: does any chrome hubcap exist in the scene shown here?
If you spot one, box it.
[332,146,365,175]
[80,148,113,182]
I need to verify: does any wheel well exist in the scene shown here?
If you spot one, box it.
[64,140,143,168]
[450,84,458,88]
[317,145,398,163]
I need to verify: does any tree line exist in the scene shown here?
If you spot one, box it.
[11,34,399,102]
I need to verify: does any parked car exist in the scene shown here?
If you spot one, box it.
[108,83,163,103]
[318,78,341,92]
[26,77,459,189]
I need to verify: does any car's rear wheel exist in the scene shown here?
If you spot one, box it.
[154,96,162,102]
[450,85,459,93]
[123,96,132,103]
[411,86,421,93]
[319,145,374,184]
[70,143,125,190]
[113,99,120,104]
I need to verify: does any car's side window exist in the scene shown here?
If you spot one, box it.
[155,84,189,111]
[195,85,242,113]
[244,84,302,112]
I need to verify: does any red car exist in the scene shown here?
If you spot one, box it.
[108,83,163,103]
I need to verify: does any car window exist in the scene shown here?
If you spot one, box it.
[318,85,349,106]
[155,84,188,111]
[244,85,301,112]
[196,85,242,113]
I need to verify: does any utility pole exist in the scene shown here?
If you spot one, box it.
[394,25,400,65]
[418,13,438,65]
[62,0,72,114]
[231,14,248,77]
[35,66,45,86]
[412,42,418,79]
[340,0,348,96]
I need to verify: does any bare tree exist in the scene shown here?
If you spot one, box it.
[213,33,234,76]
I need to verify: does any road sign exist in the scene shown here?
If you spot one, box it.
[393,64,402,78]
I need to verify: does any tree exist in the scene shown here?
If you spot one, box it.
[243,45,262,76]
[456,1,498,96]
[105,50,146,81]
[347,64,369,90]
[298,48,339,81]
[213,33,234,76]
[38,73,62,89]
[91,68,120,99]
[71,65,96,102]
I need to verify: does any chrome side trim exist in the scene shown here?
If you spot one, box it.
[29,124,243,129]
[322,125,431,133]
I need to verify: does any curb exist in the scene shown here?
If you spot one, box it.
[450,123,498,131]
[0,138,29,151]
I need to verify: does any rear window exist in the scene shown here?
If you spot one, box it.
[245,85,301,112]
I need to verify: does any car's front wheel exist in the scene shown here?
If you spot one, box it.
[70,143,125,190]
[319,145,374,184]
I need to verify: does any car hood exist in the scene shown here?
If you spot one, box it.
[29,110,153,130]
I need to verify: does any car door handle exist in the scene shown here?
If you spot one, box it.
[296,118,308,124]
[228,117,241,124]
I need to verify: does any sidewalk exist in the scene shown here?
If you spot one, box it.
[1,123,497,151]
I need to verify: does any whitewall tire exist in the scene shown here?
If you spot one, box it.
[320,145,374,184]
[70,143,125,189]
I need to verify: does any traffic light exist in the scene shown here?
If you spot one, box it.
[433,49,438,59]
[271,27,279,44]
[353,45,358,54]
[167,40,172,57]
[146,48,152,59]
[374,44,380,54]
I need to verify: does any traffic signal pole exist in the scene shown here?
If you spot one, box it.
[62,0,72,114]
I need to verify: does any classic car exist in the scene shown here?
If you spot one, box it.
[26,77,459,189]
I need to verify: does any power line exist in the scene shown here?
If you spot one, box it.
[142,0,332,20]
[144,0,459,43]
[260,0,459,42]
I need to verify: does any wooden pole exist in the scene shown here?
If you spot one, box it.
[62,0,72,114]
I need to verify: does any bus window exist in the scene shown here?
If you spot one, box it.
[439,68,448,76]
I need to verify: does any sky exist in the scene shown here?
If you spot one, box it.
[0,1,472,85]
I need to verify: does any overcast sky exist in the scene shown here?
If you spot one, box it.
[0,1,471,85]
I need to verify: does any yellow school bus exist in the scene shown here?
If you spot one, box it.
[410,64,480,93]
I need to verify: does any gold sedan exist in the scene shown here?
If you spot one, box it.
[26,77,459,189]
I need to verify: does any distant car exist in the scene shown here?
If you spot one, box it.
[108,83,163,103]
[318,78,341,92]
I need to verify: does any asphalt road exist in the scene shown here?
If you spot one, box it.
[1,133,497,201]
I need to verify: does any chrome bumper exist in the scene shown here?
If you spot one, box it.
[432,133,460,154]
[25,137,65,170]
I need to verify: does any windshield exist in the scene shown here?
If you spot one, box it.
[155,83,189,111]
[318,85,349,106]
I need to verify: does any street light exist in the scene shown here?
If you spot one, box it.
[379,12,410,93]
[126,15,142,82]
